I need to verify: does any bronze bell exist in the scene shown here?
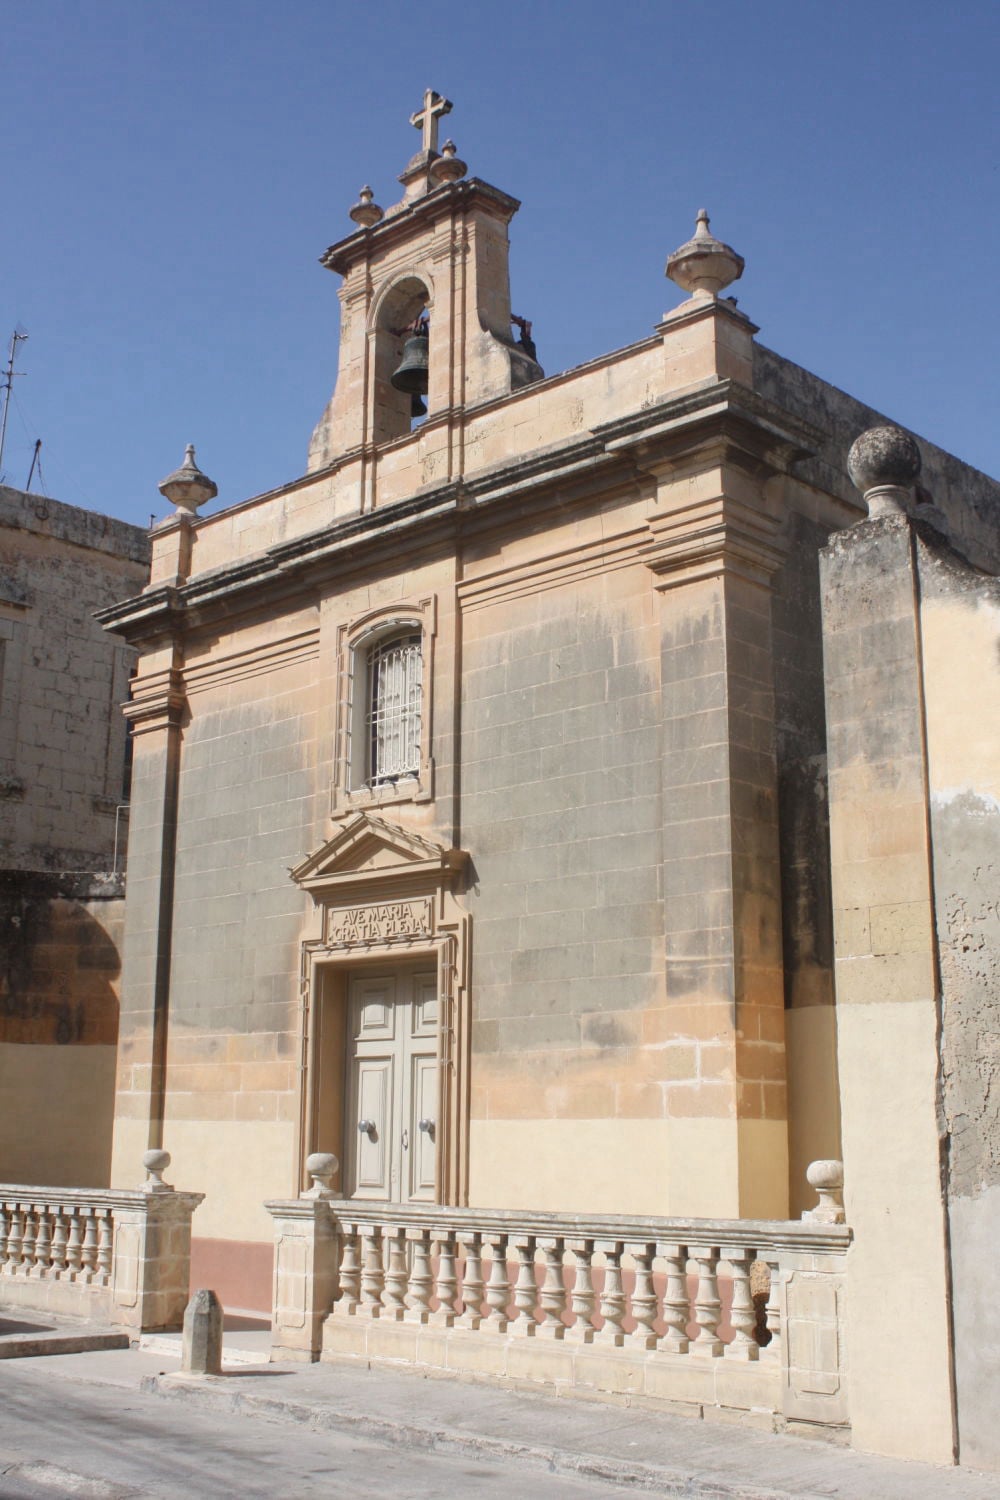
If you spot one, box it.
[390,330,429,396]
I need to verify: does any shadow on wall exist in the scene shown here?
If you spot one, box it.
[0,872,123,1187]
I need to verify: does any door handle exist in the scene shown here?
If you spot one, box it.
[358,1119,376,1139]
[402,1128,409,1150]
[418,1118,435,1138]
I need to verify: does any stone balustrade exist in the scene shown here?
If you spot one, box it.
[267,1160,850,1433]
[0,1151,203,1332]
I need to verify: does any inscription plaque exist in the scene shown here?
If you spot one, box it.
[327,899,432,947]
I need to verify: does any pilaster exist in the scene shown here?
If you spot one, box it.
[644,462,789,1219]
[821,504,955,1464]
[110,656,187,1184]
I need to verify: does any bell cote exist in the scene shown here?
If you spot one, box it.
[308,91,543,472]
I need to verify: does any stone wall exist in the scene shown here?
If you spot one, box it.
[0,871,123,1186]
[917,534,1000,1472]
[0,486,149,871]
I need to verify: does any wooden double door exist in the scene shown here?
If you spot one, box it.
[343,965,438,1203]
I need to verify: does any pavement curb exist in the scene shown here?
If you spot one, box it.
[0,1331,130,1360]
[141,1372,828,1500]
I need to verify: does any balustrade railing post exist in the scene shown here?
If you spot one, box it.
[658,1241,690,1354]
[432,1228,458,1327]
[360,1226,385,1317]
[457,1230,484,1329]
[338,1226,362,1314]
[565,1237,597,1343]
[537,1237,567,1339]
[31,1205,51,1277]
[511,1235,538,1336]
[596,1239,626,1347]
[65,1208,83,1277]
[382,1225,408,1321]
[761,1256,783,1363]
[7,1206,25,1272]
[21,1205,37,1273]
[96,1212,113,1285]
[724,1248,759,1360]
[406,1228,433,1324]
[690,1245,723,1357]
[80,1209,98,1282]
[483,1232,511,1332]
[50,1208,69,1276]
[629,1240,658,1350]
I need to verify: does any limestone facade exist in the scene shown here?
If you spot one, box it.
[0,488,149,1186]
[95,100,999,1468]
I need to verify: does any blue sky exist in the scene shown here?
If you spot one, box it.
[3,1,998,527]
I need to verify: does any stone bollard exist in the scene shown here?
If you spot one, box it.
[181,1288,223,1375]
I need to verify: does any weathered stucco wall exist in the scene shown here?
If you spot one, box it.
[0,871,123,1186]
[918,536,1000,1472]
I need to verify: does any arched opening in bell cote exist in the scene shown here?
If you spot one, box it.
[372,276,431,444]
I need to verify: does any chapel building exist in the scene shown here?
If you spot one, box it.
[96,95,1000,1469]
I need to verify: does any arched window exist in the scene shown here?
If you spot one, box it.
[366,631,422,785]
[334,599,435,813]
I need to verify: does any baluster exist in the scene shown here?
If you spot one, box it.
[457,1231,484,1329]
[0,1202,10,1270]
[724,1248,758,1360]
[690,1245,723,1356]
[761,1256,783,1362]
[21,1206,37,1273]
[483,1232,510,1332]
[432,1228,458,1327]
[658,1242,690,1354]
[33,1205,52,1276]
[628,1241,658,1350]
[405,1228,433,1323]
[536,1237,566,1339]
[80,1209,99,1281]
[7,1205,24,1272]
[359,1226,385,1317]
[50,1208,69,1277]
[337,1227,361,1314]
[66,1208,84,1278]
[511,1235,537,1336]
[382,1225,408,1321]
[596,1239,626,1347]
[565,1238,597,1343]
[96,1211,113,1284]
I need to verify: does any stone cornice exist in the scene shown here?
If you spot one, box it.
[321,177,521,277]
[122,666,186,735]
[98,382,821,645]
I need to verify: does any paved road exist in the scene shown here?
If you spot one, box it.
[0,1362,623,1500]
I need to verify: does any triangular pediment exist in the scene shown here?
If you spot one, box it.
[290,812,466,895]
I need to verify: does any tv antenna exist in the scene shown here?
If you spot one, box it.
[0,327,28,477]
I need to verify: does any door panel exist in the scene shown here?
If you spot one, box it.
[344,966,438,1203]
[409,1051,437,1200]
[353,1058,393,1197]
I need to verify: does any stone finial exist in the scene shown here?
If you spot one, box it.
[349,185,384,228]
[158,444,218,518]
[141,1148,174,1193]
[182,1288,223,1376]
[847,425,922,518]
[666,209,745,300]
[302,1151,339,1198]
[802,1159,846,1224]
[429,140,467,186]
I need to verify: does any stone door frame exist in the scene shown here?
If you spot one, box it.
[290,814,471,1207]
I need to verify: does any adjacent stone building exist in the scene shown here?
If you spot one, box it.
[90,97,998,1469]
[0,485,149,1185]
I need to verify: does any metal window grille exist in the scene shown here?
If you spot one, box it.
[367,633,422,784]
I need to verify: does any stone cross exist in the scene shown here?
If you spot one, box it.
[410,90,452,155]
